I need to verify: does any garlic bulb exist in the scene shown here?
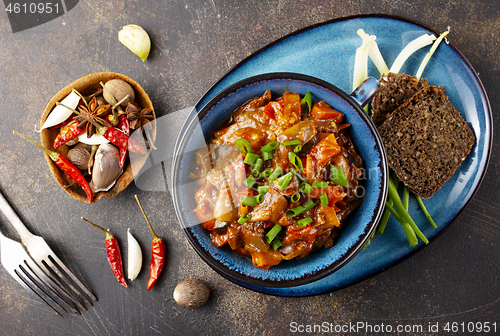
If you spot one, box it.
[127,229,142,281]
[90,144,122,192]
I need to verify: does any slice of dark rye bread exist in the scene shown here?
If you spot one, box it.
[371,73,428,126]
[377,85,475,199]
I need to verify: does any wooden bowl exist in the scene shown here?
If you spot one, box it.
[40,72,156,203]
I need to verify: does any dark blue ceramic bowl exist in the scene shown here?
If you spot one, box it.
[172,73,388,287]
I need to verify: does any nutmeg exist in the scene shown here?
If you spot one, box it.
[103,79,135,108]
[173,279,210,308]
[67,144,91,170]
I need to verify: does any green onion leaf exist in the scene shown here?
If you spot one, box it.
[271,238,282,251]
[240,195,258,207]
[238,213,250,225]
[330,164,348,187]
[281,140,302,147]
[298,217,313,227]
[320,192,329,207]
[312,181,328,189]
[293,144,302,153]
[265,224,282,244]
[268,167,283,183]
[235,138,252,154]
[262,150,274,161]
[285,200,317,217]
[301,91,312,113]
[261,141,279,152]
[288,151,303,172]
[277,172,293,192]
[258,185,270,194]
[285,206,305,217]
[299,182,312,194]
[303,200,317,212]
[244,153,260,165]
[256,193,265,203]
[252,158,263,177]
[291,192,301,203]
[260,169,273,178]
[244,175,257,189]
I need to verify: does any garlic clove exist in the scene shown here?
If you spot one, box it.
[78,133,110,145]
[127,229,142,281]
[118,25,151,62]
[90,144,122,192]
[41,91,81,130]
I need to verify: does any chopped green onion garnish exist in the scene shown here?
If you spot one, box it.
[301,91,312,113]
[330,164,348,187]
[303,200,317,211]
[268,167,283,183]
[299,182,312,194]
[281,140,302,147]
[235,138,252,154]
[277,172,293,191]
[298,217,313,227]
[258,185,269,194]
[252,158,263,177]
[320,192,329,207]
[260,169,273,178]
[244,153,260,165]
[240,195,258,207]
[293,144,302,153]
[244,175,257,189]
[256,193,265,203]
[288,151,303,172]
[261,141,279,152]
[271,238,282,251]
[312,181,329,189]
[291,192,301,203]
[285,200,317,217]
[262,150,273,161]
[265,224,282,244]
[238,213,250,225]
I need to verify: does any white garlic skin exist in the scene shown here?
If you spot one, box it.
[127,229,142,281]
[90,144,122,192]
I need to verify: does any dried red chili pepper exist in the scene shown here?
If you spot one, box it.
[53,121,85,148]
[13,131,93,203]
[135,195,165,290]
[82,217,127,287]
[118,114,130,136]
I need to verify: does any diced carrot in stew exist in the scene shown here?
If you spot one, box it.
[309,134,341,166]
[311,101,344,123]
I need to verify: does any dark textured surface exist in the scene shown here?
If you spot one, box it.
[0,1,499,335]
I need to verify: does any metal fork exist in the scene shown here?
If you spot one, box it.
[0,190,97,314]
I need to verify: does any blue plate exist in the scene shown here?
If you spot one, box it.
[173,15,492,296]
[172,73,388,288]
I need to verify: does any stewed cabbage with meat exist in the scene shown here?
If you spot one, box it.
[190,90,364,269]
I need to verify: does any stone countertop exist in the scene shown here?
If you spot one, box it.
[0,1,499,335]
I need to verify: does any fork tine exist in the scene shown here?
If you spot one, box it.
[22,259,82,315]
[14,268,65,317]
[48,254,98,302]
[35,257,91,310]
[16,264,68,316]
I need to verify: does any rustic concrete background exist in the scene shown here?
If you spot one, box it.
[0,0,499,335]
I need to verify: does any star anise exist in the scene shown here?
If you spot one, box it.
[126,102,154,131]
[75,97,112,137]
